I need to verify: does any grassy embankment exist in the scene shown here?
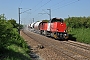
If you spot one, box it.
[69,28,90,44]
[0,14,31,60]
[0,29,31,60]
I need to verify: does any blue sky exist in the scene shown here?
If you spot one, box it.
[0,0,90,24]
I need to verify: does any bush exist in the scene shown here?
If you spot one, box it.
[0,14,31,60]
[69,28,90,44]
[64,16,90,28]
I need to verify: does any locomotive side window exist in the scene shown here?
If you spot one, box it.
[51,18,63,23]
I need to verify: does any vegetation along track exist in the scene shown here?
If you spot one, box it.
[22,29,90,60]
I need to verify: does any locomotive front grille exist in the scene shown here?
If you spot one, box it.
[57,32,68,39]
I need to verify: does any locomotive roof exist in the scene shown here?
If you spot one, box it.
[51,18,63,22]
[42,20,49,23]
[52,18,63,20]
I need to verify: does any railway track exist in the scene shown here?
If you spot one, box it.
[60,40,90,59]
[63,40,90,50]
[22,29,90,60]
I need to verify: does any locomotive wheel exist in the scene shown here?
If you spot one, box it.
[40,30,42,35]
[64,36,68,41]
[45,31,47,36]
[53,33,58,39]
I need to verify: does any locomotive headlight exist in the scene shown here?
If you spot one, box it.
[64,34,68,39]
[64,30,67,32]
[64,34,67,36]
[64,30,66,32]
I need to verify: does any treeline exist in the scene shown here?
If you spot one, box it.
[0,14,31,60]
[1,15,14,49]
[0,14,22,49]
[64,16,90,44]
[64,16,90,28]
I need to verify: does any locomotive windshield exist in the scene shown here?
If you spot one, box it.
[51,18,63,23]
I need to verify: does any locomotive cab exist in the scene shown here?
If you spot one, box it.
[50,18,68,40]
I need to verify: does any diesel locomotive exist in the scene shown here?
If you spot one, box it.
[29,18,68,40]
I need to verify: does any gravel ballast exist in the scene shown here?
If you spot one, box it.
[20,30,65,60]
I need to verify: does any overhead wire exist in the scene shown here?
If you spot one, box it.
[34,0,65,20]
[29,0,44,21]
[50,0,66,9]
[33,0,52,12]
[24,0,79,22]
[33,0,69,19]
[52,0,80,11]
[32,0,44,9]
[32,0,52,21]
[19,0,23,7]
[22,0,43,23]
[34,0,80,21]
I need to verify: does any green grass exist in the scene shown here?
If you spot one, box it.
[69,28,90,44]
[0,44,31,60]
[0,32,31,60]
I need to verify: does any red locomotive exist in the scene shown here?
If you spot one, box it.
[29,18,68,40]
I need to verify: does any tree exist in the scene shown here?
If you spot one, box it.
[64,16,90,28]
[8,19,18,28]
[0,14,6,20]
[0,19,13,49]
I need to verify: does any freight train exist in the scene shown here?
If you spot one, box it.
[28,18,68,40]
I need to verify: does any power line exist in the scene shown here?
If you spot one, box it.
[33,0,52,12]
[40,0,52,8]
[50,0,66,9]
[35,0,79,21]
[32,0,44,9]
[19,0,23,7]
[32,0,79,18]
[20,9,31,14]
[21,0,43,22]
[18,0,52,24]
[31,0,52,21]
[31,0,79,22]
[52,0,80,11]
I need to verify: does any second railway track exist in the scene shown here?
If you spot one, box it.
[63,40,90,50]
[22,29,90,60]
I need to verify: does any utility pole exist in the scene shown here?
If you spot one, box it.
[47,9,51,21]
[18,8,31,34]
[39,9,51,21]
[33,18,34,22]
[21,21,22,25]
[18,8,22,34]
